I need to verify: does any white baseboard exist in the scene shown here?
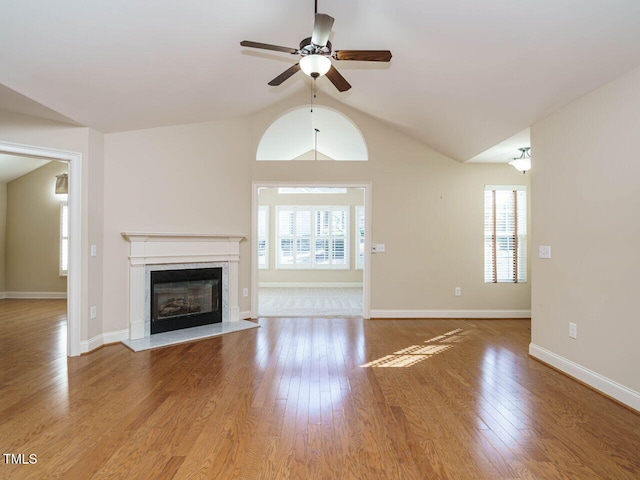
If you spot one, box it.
[369,309,531,319]
[81,329,129,354]
[529,343,640,412]
[240,310,252,320]
[4,291,67,299]
[259,282,363,288]
[0,292,6,299]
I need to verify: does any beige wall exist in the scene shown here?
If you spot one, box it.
[531,65,640,395]
[5,161,68,293]
[103,94,530,333]
[251,97,531,313]
[1,92,533,345]
[103,118,254,332]
[258,187,364,285]
[0,182,6,292]
[87,129,105,339]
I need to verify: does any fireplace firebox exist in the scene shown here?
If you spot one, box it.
[150,267,222,334]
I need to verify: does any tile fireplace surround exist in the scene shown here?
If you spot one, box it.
[121,232,246,341]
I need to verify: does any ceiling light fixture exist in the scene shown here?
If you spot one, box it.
[299,54,331,78]
[509,147,531,173]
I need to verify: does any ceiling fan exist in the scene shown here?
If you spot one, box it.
[240,1,392,92]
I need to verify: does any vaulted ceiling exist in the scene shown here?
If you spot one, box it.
[2,1,640,162]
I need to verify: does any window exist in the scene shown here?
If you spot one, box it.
[258,206,269,269]
[60,201,69,276]
[277,206,349,269]
[484,186,527,283]
[355,206,365,270]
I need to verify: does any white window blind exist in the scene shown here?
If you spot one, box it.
[484,186,527,283]
[355,206,365,270]
[277,206,349,269]
[60,201,69,276]
[258,205,269,269]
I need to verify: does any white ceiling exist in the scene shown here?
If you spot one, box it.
[467,128,531,163]
[0,83,80,126]
[2,1,640,162]
[0,154,50,183]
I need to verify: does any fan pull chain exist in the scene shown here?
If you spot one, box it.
[311,77,317,112]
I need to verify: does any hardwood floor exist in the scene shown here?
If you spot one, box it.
[1,299,640,479]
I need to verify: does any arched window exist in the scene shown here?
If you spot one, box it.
[256,106,368,161]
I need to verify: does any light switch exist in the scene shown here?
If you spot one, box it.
[539,246,551,259]
[91,244,97,257]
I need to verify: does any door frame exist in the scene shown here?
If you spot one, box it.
[251,181,372,319]
[0,140,82,356]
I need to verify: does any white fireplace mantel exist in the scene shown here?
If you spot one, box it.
[122,232,246,340]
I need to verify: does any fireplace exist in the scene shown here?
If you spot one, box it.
[122,232,245,341]
[150,267,222,334]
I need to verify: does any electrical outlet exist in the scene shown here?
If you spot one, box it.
[569,322,577,339]
[90,244,97,257]
[454,287,461,296]
[90,306,97,319]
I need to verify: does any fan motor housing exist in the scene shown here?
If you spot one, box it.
[299,37,332,55]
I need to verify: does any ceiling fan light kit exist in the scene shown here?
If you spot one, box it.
[240,2,391,92]
[300,54,331,78]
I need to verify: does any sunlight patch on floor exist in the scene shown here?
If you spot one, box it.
[361,328,473,368]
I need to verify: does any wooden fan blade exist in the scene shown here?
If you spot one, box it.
[333,50,392,62]
[240,41,298,54]
[311,14,334,47]
[268,63,301,86]
[325,65,351,92]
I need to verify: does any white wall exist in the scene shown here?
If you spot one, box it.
[531,65,640,408]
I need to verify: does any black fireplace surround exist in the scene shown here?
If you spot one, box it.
[150,267,222,334]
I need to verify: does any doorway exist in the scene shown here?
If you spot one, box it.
[251,181,371,319]
[0,141,82,356]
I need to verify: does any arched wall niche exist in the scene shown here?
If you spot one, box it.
[256,105,368,161]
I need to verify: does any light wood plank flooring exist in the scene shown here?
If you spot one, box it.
[1,299,640,479]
